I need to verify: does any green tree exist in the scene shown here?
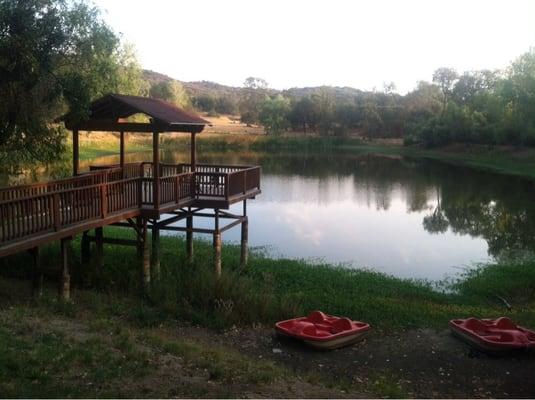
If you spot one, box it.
[432,67,459,115]
[149,80,190,109]
[0,0,142,166]
[288,96,319,134]
[239,77,268,125]
[259,95,290,135]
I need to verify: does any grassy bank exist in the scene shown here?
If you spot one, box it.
[3,227,534,332]
[2,228,534,397]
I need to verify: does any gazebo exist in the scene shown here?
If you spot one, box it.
[0,94,261,299]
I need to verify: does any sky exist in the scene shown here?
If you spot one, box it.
[92,0,535,93]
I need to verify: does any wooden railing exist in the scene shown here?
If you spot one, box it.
[0,163,260,248]
[0,179,136,244]
[0,168,117,202]
[138,162,261,200]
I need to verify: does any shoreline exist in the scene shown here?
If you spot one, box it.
[73,133,535,180]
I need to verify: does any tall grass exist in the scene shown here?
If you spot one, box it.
[2,227,534,330]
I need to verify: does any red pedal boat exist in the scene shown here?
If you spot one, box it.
[449,317,535,353]
[275,311,371,350]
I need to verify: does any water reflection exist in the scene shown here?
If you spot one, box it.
[3,149,535,280]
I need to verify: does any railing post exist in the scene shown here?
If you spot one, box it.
[100,184,108,218]
[191,172,197,199]
[243,170,247,194]
[175,175,180,203]
[53,193,61,231]
[225,175,230,201]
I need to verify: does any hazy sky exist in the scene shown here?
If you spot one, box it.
[93,0,535,93]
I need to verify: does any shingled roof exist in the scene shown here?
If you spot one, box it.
[61,94,210,133]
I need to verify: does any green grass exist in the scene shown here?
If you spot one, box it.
[0,321,150,398]
[3,227,534,332]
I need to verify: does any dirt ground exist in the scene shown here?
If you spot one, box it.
[179,326,535,398]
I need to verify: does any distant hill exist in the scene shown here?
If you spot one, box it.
[282,86,364,99]
[143,70,370,101]
[143,70,245,99]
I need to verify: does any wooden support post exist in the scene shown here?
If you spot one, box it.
[190,132,196,172]
[73,129,79,176]
[152,131,160,208]
[141,219,150,290]
[240,218,249,269]
[151,224,160,281]
[213,232,222,278]
[213,209,221,277]
[136,217,143,257]
[95,227,104,273]
[30,247,43,298]
[186,209,193,263]
[59,238,71,301]
[81,231,90,265]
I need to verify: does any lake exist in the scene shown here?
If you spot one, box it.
[6,149,535,281]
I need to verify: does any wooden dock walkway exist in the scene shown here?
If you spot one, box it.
[0,162,260,257]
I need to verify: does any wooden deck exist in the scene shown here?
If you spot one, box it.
[0,163,261,258]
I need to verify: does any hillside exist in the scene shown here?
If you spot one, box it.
[143,69,245,99]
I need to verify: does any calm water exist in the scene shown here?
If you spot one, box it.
[6,150,535,281]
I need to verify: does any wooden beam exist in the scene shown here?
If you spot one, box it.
[65,120,204,133]
[73,129,79,176]
[67,121,164,133]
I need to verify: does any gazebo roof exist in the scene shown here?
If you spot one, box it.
[62,94,210,133]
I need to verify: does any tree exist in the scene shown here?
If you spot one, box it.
[239,77,268,125]
[149,80,190,109]
[288,96,319,134]
[432,67,459,115]
[0,0,143,166]
[259,95,290,135]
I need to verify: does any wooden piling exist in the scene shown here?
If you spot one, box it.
[213,209,221,277]
[151,225,160,281]
[213,232,222,278]
[95,227,104,272]
[186,213,193,263]
[141,219,150,290]
[81,231,90,265]
[30,247,43,298]
[240,218,249,269]
[60,238,71,301]
[136,217,143,257]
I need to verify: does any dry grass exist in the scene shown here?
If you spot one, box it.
[201,114,265,135]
